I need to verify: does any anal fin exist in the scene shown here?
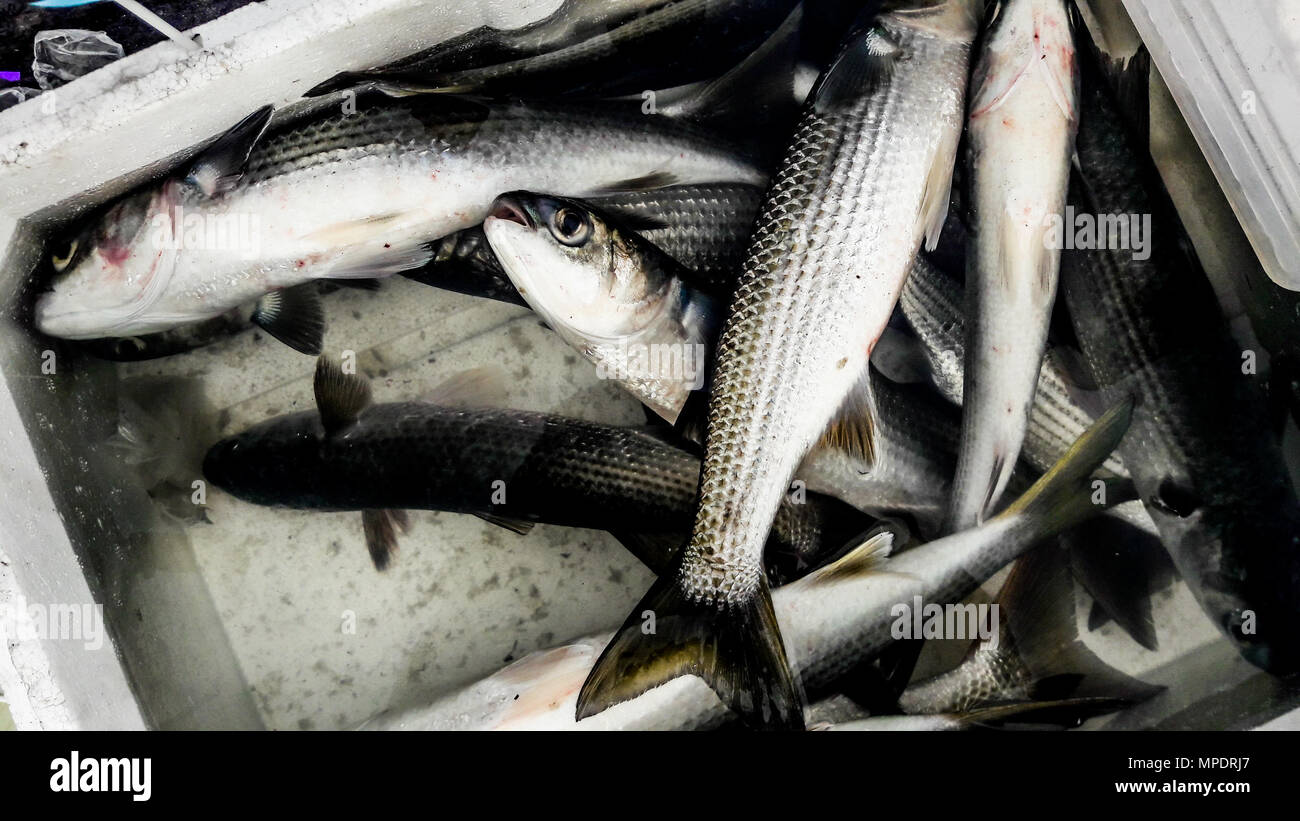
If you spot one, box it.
[361,508,409,571]
[474,512,536,535]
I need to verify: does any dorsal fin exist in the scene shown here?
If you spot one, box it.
[186,105,274,197]
[313,355,372,437]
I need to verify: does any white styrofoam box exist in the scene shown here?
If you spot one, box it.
[0,0,654,731]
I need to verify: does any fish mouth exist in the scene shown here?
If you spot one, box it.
[33,291,141,339]
[487,196,534,230]
[32,292,97,338]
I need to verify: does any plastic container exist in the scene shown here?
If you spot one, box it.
[1123,0,1300,291]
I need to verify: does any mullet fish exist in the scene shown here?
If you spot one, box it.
[202,357,867,576]
[416,183,764,309]
[363,400,1133,730]
[1059,18,1300,671]
[35,94,762,353]
[947,0,1078,530]
[575,0,981,729]
[482,192,968,532]
[899,253,1125,478]
[306,0,803,101]
[485,191,719,424]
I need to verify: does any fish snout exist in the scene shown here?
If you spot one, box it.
[32,290,80,338]
[201,439,236,491]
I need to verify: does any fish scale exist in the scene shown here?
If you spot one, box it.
[576,0,979,730]
[686,15,971,605]
[1059,19,1300,672]
[36,95,761,343]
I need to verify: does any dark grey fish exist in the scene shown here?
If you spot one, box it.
[305,0,804,100]
[202,357,869,578]
[1058,18,1300,672]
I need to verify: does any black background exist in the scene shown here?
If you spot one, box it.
[0,730,1287,808]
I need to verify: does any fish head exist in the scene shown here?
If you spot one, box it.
[483,191,679,343]
[201,413,324,506]
[34,182,183,339]
[1152,483,1300,674]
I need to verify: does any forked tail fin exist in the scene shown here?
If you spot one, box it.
[576,569,804,730]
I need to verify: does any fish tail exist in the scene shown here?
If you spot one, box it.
[999,397,1135,533]
[1000,543,1164,707]
[576,570,804,730]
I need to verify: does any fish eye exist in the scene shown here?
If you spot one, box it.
[51,238,79,273]
[549,207,592,247]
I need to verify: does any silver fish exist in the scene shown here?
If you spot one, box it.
[819,697,1132,730]
[35,96,762,351]
[575,0,980,729]
[484,192,719,424]
[899,253,1126,478]
[305,0,804,100]
[484,194,963,526]
[899,539,1160,714]
[362,400,1132,730]
[947,0,1079,530]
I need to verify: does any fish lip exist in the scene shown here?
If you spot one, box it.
[32,294,132,339]
[487,196,533,230]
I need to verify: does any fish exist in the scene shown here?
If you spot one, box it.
[411,183,764,310]
[1058,15,1300,672]
[575,0,980,730]
[34,93,763,352]
[898,539,1161,714]
[484,191,719,425]
[817,697,1136,730]
[483,194,967,529]
[74,304,263,361]
[361,398,1134,730]
[897,256,1170,647]
[305,0,804,100]
[75,183,765,362]
[946,0,1079,531]
[899,253,1126,478]
[202,356,868,577]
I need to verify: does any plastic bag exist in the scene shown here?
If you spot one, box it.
[0,87,43,113]
[32,29,125,90]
